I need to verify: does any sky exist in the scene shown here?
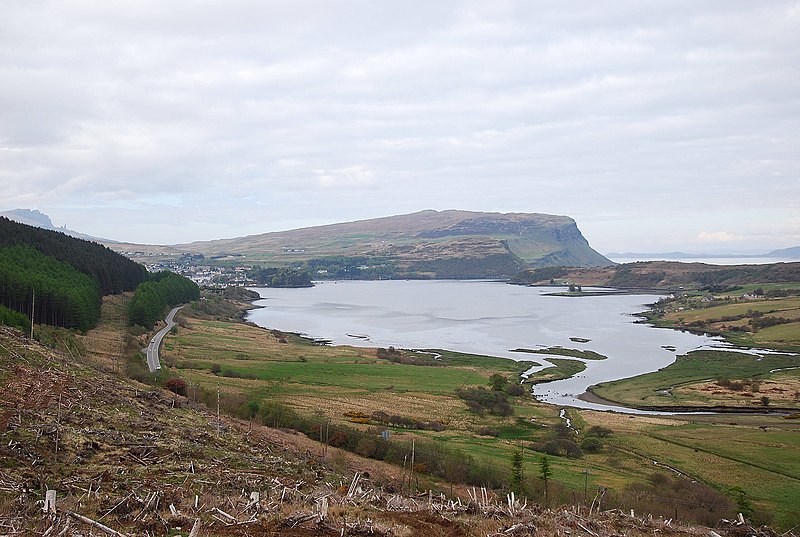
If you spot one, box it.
[1,1,799,253]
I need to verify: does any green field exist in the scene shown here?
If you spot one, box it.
[653,294,800,348]
[618,419,800,528]
[665,297,800,323]
[157,307,800,530]
[591,350,800,409]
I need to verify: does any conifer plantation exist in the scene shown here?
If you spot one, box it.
[127,271,200,329]
[0,217,148,331]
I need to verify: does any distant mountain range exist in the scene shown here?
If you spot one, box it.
[0,208,115,243]
[2,208,612,279]
[606,247,800,260]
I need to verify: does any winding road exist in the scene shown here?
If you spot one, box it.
[145,306,183,373]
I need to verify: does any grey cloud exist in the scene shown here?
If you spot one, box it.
[0,1,798,250]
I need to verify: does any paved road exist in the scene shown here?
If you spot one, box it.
[145,306,183,373]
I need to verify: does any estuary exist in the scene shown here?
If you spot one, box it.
[247,280,727,412]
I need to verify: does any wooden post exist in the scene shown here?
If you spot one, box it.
[582,468,590,505]
[30,289,35,339]
[43,490,56,513]
[324,418,330,460]
[216,384,221,436]
[410,439,415,492]
[55,393,62,458]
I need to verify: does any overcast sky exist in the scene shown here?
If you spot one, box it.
[1,1,799,253]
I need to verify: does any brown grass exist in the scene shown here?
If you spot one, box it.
[77,293,131,371]
[678,376,800,406]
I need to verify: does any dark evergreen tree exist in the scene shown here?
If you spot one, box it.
[0,217,147,295]
[128,272,200,329]
[0,244,100,330]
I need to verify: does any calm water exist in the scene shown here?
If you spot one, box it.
[247,280,726,412]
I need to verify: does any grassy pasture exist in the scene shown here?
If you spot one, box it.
[664,296,800,323]
[158,307,800,529]
[581,411,800,529]
[627,423,800,528]
[655,294,800,348]
[591,350,800,408]
[165,317,538,415]
[753,321,800,345]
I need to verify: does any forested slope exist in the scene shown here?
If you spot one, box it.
[0,216,146,294]
[0,245,101,330]
[0,217,148,331]
[128,271,200,329]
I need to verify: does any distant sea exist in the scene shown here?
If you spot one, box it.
[608,256,791,265]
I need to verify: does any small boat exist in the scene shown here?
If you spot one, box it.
[346,333,370,340]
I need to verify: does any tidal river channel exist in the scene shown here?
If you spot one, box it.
[247,280,729,413]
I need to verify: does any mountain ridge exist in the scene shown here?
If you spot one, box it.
[173,209,612,277]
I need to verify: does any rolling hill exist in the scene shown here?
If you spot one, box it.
[511,260,800,289]
[175,210,612,278]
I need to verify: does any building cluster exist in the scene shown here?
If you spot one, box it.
[139,256,258,288]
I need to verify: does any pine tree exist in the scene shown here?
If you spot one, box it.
[539,455,552,506]
[510,449,524,494]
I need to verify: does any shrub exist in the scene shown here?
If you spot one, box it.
[729,380,745,391]
[609,474,739,527]
[355,438,377,457]
[586,425,613,438]
[581,436,603,453]
[537,438,583,458]
[164,377,187,396]
[328,431,348,448]
[456,386,514,416]
[506,383,526,396]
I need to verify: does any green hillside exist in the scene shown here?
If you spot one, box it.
[0,216,146,294]
[0,217,148,331]
[0,244,101,330]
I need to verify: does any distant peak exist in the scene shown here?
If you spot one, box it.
[1,208,54,229]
